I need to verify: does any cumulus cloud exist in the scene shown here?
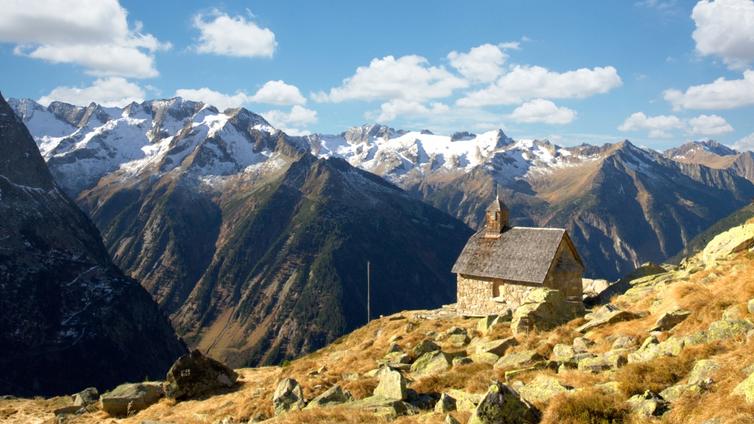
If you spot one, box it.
[507,99,576,124]
[457,65,622,107]
[376,100,450,122]
[262,105,318,135]
[313,55,467,103]
[664,70,754,110]
[447,43,509,83]
[193,10,276,58]
[175,81,305,110]
[250,80,306,105]
[174,87,250,111]
[688,114,734,135]
[618,112,684,138]
[733,132,754,151]
[691,0,754,70]
[37,77,145,107]
[0,0,169,78]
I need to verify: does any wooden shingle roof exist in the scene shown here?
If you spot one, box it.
[451,227,581,284]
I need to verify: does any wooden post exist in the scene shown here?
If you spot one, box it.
[367,260,371,324]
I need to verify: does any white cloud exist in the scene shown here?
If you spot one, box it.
[691,0,754,70]
[176,80,306,110]
[376,100,449,122]
[250,80,306,105]
[733,132,754,151]
[0,0,168,78]
[313,55,467,103]
[457,65,622,107]
[174,87,250,111]
[507,99,576,124]
[447,43,508,83]
[618,112,684,138]
[688,114,734,135]
[37,77,145,107]
[262,105,318,135]
[664,70,754,110]
[193,10,276,58]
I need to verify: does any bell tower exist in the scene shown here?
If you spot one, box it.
[484,193,509,238]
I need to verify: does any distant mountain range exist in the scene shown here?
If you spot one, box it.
[8,96,754,365]
[0,93,186,396]
[8,97,472,367]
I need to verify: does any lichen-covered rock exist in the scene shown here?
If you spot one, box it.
[444,414,461,424]
[273,378,305,415]
[733,371,754,403]
[723,305,746,321]
[511,288,583,335]
[518,375,571,404]
[707,319,754,341]
[576,305,641,333]
[452,356,473,367]
[577,356,611,373]
[611,335,637,350]
[412,339,441,357]
[447,389,482,412]
[626,390,669,417]
[434,392,457,413]
[475,337,518,357]
[346,396,418,420]
[659,383,703,402]
[373,367,407,400]
[652,309,691,331]
[551,344,575,363]
[494,350,543,370]
[572,337,594,353]
[72,387,99,407]
[470,352,501,365]
[701,223,754,266]
[304,385,352,409]
[100,382,164,417]
[748,299,754,315]
[410,351,451,376]
[468,382,540,424]
[165,350,238,400]
[657,336,685,357]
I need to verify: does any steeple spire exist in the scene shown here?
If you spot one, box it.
[484,188,509,238]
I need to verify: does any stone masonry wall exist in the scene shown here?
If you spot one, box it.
[457,275,535,316]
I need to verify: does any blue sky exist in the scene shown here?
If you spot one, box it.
[2,0,754,150]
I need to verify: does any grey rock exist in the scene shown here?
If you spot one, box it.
[411,351,451,376]
[626,390,669,417]
[272,378,305,415]
[468,381,540,424]
[72,387,99,407]
[305,384,352,409]
[434,392,457,413]
[373,367,407,400]
[651,309,691,331]
[165,350,238,400]
[100,382,164,417]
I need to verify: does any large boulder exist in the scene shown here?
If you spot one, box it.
[576,304,641,333]
[305,384,352,409]
[468,382,540,424]
[72,387,99,407]
[517,375,571,404]
[273,378,305,415]
[165,350,238,400]
[373,367,407,400]
[652,309,691,332]
[511,288,583,335]
[706,319,754,341]
[701,223,754,266]
[100,382,164,417]
[410,351,451,376]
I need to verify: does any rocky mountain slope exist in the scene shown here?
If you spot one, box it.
[0,93,186,397]
[5,216,754,423]
[665,140,754,183]
[9,98,472,368]
[307,126,754,279]
[13,98,754,281]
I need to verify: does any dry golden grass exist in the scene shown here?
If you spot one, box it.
[541,388,629,424]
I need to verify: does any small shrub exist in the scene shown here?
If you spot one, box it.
[542,389,629,424]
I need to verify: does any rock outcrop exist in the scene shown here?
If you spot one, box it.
[165,350,238,400]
